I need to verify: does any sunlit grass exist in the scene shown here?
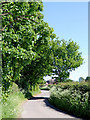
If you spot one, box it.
[2,84,26,118]
[2,83,41,118]
[31,89,41,96]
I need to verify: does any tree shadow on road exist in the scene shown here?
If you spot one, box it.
[28,96,84,120]
[44,98,72,115]
[31,97,49,100]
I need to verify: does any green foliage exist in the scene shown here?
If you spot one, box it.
[62,79,73,82]
[19,83,40,99]
[50,39,84,82]
[49,84,90,119]
[2,2,84,108]
[1,82,41,118]
[39,84,45,88]
[85,76,90,82]
[1,2,86,119]
[31,89,41,96]
[58,81,88,86]
[1,2,53,102]
[48,84,56,89]
[2,2,56,96]
[38,79,46,84]
[2,83,26,118]
[40,86,50,90]
[79,77,85,82]
[24,90,32,100]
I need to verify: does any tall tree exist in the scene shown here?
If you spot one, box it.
[85,76,90,82]
[50,39,84,82]
[1,2,56,91]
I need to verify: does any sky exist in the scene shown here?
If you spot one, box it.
[42,2,88,81]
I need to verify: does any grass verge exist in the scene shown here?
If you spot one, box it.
[2,83,41,118]
[31,89,41,96]
[2,83,26,118]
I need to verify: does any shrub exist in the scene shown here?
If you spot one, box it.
[49,84,90,119]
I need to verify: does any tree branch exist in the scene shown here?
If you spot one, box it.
[1,9,39,24]
[0,25,7,31]
[18,16,39,24]
[0,2,9,5]
[0,13,9,16]
[1,10,39,31]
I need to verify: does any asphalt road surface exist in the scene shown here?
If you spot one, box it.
[20,90,82,119]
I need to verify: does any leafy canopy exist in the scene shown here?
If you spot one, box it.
[50,39,84,82]
[2,2,56,92]
[1,2,83,95]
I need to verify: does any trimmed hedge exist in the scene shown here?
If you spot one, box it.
[49,84,90,119]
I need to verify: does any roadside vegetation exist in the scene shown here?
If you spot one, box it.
[2,83,26,118]
[39,80,90,119]
[1,1,88,119]
[49,81,90,119]
[40,86,50,90]
[2,83,41,118]
[31,84,41,96]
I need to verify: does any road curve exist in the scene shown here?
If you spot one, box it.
[20,90,82,119]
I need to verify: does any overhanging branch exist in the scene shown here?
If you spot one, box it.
[1,10,39,24]
[0,25,7,31]
[18,16,39,24]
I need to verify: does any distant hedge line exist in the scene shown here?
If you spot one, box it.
[49,84,90,119]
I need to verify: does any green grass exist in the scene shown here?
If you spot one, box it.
[2,83,26,118]
[2,83,42,118]
[31,89,41,96]
[40,86,50,90]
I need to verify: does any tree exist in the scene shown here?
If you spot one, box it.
[64,79,73,82]
[1,2,56,92]
[79,77,85,82]
[85,76,90,82]
[1,2,84,96]
[50,39,84,82]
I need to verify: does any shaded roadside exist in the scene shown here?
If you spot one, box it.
[20,90,83,119]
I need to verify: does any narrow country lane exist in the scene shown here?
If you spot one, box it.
[20,90,82,119]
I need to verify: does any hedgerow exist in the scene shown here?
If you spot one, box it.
[49,84,90,119]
